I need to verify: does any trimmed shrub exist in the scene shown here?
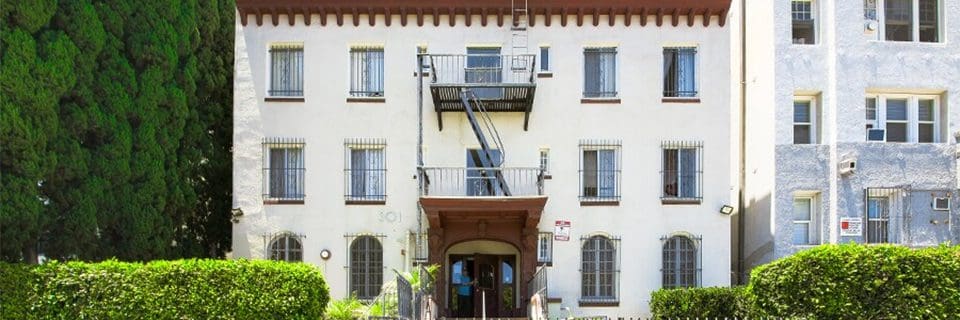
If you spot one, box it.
[749,244,960,319]
[0,262,41,319]
[0,259,329,319]
[650,286,754,319]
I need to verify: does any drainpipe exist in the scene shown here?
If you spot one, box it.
[416,53,425,271]
[737,0,748,285]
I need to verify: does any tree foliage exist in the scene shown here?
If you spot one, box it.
[1,0,234,262]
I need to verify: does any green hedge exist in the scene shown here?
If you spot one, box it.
[0,259,329,319]
[749,244,960,319]
[650,286,754,319]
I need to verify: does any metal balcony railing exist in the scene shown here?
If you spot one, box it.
[427,54,537,86]
[419,167,543,197]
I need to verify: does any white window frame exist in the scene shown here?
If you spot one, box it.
[866,97,879,136]
[792,195,820,245]
[793,96,818,144]
[539,148,550,175]
[537,232,553,265]
[791,0,819,45]
[539,45,551,73]
[873,0,943,43]
[869,93,941,143]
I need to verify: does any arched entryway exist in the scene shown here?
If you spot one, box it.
[446,240,521,317]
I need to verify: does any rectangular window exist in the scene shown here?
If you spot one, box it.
[262,138,305,202]
[866,97,878,135]
[792,197,818,245]
[885,98,909,142]
[579,140,621,203]
[661,141,703,202]
[869,94,941,143]
[538,232,553,265]
[867,196,890,243]
[350,47,384,97]
[793,98,817,144]
[885,0,913,41]
[583,48,617,98]
[345,138,386,203]
[539,46,550,72]
[865,0,879,20]
[792,0,817,44]
[539,148,550,175]
[269,44,304,97]
[417,45,430,71]
[663,47,698,98]
[882,0,940,42]
[466,47,503,99]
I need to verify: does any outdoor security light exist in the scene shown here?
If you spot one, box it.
[719,205,735,215]
[320,249,332,260]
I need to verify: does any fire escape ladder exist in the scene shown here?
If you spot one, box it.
[459,89,512,196]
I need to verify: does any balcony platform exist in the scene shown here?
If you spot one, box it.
[425,54,537,130]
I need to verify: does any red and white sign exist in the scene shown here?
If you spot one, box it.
[554,220,571,241]
[840,217,862,236]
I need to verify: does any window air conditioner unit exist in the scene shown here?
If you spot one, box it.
[933,197,950,211]
[867,128,886,142]
[839,159,856,175]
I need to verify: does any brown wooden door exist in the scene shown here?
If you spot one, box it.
[473,254,499,317]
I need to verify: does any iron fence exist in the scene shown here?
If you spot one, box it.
[397,275,413,320]
[427,54,536,86]
[419,167,543,197]
[528,266,548,318]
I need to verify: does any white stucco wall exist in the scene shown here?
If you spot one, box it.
[233,11,735,317]
[744,0,960,273]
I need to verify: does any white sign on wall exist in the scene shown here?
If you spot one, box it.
[554,220,571,241]
[840,217,862,236]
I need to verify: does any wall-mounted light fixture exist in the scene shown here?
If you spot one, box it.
[719,205,735,215]
[320,249,332,260]
[230,207,244,223]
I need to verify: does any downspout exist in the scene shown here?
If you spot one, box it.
[416,54,425,270]
[737,0,748,285]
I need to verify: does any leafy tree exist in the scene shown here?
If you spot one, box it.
[1,0,234,262]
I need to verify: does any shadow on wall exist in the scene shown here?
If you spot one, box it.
[740,192,773,284]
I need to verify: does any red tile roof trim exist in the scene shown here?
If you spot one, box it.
[236,0,731,28]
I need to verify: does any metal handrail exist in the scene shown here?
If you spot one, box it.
[420,167,544,197]
[427,54,537,85]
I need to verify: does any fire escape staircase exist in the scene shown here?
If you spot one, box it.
[459,89,512,196]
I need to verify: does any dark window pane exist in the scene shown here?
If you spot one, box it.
[919,123,934,143]
[583,151,598,196]
[919,0,939,42]
[540,47,549,71]
[794,125,811,144]
[794,101,811,123]
[885,0,913,41]
[886,123,907,142]
[662,149,678,197]
[918,99,934,121]
[886,99,908,120]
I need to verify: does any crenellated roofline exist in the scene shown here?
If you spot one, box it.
[236,0,731,28]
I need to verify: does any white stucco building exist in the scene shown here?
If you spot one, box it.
[741,0,960,277]
[232,0,737,317]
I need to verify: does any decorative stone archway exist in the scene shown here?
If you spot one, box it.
[420,197,547,317]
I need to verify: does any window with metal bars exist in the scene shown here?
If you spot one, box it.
[349,235,384,300]
[661,141,703,203]
[538,232,553,265]
[350,47,384,97]
[344,138,386,203]
[580,235,619,303]
[269,44,304,96]
[583,48,617,98]
[661,234,701,289]
[409,232,428,264]
[792,0,816,44]
[865,188,903,244]
[262,138,305,203]
[662,47,697,98]
[579,140,621,203]
[267,232,304,262]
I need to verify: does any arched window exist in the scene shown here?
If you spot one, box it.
[268,233,303,262]
[581,235,617,301]
[350,236,383,299]
[662,235,698,288]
